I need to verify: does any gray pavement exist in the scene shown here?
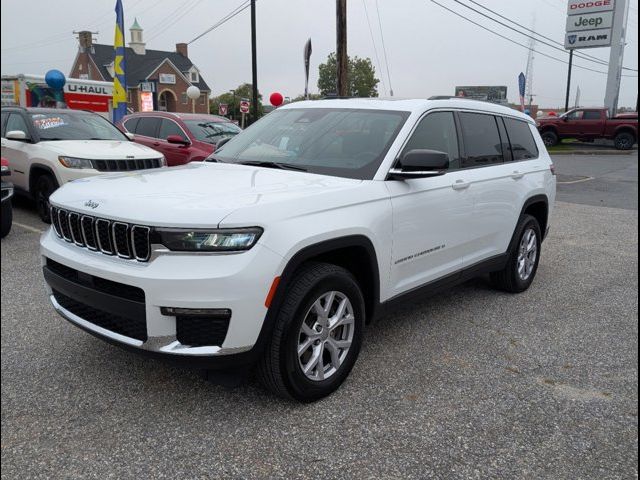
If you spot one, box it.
[553,152,638,210]
[1,155,638,479]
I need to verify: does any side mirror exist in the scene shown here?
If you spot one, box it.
[167,134,190,145]
[5,130,27,141]
[388,149,450,180]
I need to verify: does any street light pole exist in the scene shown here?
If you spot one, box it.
[251,0,259,121]
[336,0,348,97]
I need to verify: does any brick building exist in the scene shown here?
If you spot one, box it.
[70,19,211,114]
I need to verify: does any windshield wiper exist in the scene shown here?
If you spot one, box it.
[238,160,308,172]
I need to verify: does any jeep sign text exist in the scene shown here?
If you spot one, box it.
[566,11,614,32]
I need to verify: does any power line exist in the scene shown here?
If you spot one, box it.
[471,0,611,66]
[430,0,638,77]
[362,0,388,95]
[146,0,204,40]
[188,0,252,45]
[374,0,394,96]
[456,0,638,72]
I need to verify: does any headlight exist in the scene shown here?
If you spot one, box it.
[159,156,167,167]
[59,156,94,169]
[156,227,263,252]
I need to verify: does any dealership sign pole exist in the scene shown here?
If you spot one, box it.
[604,0,630,115]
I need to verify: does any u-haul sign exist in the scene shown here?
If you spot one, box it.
[566,10,614,31]
[567,0,615,15]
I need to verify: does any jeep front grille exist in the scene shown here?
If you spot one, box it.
[50,206,151,262]
[91,158,163,172]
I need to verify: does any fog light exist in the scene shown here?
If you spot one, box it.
[161,307,231,318]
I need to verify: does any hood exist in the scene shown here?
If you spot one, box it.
[50,162,363,227]
[39,140,162,159]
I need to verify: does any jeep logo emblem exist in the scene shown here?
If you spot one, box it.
[84,200,99,209]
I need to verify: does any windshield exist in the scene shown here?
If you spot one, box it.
[184,119,242,144]
[213,108,409,180]
[30,112,128,141]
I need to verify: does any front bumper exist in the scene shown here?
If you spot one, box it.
[40,228,284,365]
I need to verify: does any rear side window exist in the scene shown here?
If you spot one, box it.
[402,112,461,169]
[123,117,139,133]
[583,110,602,120]
[158,119,187,141]
[136,117,161,138]
[503,118,539,161]
[458,112,504,168]
[1,112,8,136]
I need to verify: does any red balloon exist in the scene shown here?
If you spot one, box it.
[549,111,557,116]
[270,92,284,107]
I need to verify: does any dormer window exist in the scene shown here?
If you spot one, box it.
[188,67,199,83]
[106,62,115,78]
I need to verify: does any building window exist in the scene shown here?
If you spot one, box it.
[181,93,188,104]
[190,70,199,83]
[199,94,206,105]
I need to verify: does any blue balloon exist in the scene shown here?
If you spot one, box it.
[45,69,66,90]
[524,109,531,116]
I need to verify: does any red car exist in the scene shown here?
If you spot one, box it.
[118,112,241,166]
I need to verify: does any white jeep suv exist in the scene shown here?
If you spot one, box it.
[1,107,165,222]
[40,98,556,401]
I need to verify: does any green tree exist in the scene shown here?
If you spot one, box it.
[317,53,380,97]
[209,83,264,121]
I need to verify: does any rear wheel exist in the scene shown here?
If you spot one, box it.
[257,262,365,402]
[491,214,542,293]
[541,130,559,148]
[33,174,58,223]
[1,199,12,238]
[614,131,635,151]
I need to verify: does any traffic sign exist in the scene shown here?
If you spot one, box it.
[219,103,228,116]
[240,100,250,114]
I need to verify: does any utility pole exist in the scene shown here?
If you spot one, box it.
[604,0,630,116]
[251,0,259,121]
[336,0,348,97]
[565,49,574,113]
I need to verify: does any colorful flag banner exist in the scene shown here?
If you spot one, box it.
[113,0,127,123]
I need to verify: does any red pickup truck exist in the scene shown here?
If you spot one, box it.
[537,108,638,150]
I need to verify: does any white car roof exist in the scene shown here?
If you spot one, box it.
[281,98,535,124]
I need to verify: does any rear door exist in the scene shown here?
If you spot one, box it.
[386,111,474,297]
[130,116,162,153]
[580,109,605,137]
[455,112,525,266]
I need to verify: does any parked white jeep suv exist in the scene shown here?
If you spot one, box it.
[40,98,556,401]
[1,107,165,222]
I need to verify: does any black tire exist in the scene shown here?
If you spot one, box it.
[33,174,58,224]
[257,262,366,402]
[541,130,559,148]
[1,199,12,238]
[614,131,636,151]
[491,214,542,293]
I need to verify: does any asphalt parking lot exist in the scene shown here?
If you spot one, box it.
[1,153,638,479]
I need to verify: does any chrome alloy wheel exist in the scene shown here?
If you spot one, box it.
[517,228,538,281]
[297,291,355,382]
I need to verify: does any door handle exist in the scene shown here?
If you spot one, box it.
[511,171,525,180]
[452,180,471,190]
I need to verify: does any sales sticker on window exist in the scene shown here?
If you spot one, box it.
[33,116,67,130]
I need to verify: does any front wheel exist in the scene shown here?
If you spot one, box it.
[541,130,559,148]
[34,174,58,224]
[491,214,542,293]
[257,262,365,402]
[614,132,636,151]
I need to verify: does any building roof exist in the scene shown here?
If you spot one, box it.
[89,43,210,91]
